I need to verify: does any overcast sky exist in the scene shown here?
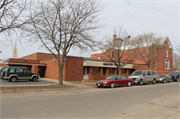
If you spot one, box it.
[0,0,179,60]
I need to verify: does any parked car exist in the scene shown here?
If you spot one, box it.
[96,75,133,88]
[128,70,159,85]
[1,67,39,82]
[0,66,7,79]
[158,74,172,83]
[169,72,180,82]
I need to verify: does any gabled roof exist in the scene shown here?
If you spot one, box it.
[91,35,174,54]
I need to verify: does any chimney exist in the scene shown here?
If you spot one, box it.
[113,34,116,47]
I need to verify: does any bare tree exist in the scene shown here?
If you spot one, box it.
[135,32,168,70]
[23,0,102,85]
[173,52,180,71]
[0,0,30,44]
[96,26,139,75]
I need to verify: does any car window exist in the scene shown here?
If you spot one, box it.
[9,68,15,73]
[24,69,30,74]
[116,76,121,80]
[143,71,146,76]
[105,76,116,80]
[121,76,127,79]
[131,71,143,76]
[151,71,156,75]
[16,69,23,73]
[155,71,158,75]
[147,71,151,75]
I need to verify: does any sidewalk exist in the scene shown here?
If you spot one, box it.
[41,78,94,88]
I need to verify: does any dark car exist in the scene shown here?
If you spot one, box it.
[96,75,134,88]
[158,74,172,83]
[2,67,39,82]
[169,72,180,82]
[0,66,7,79]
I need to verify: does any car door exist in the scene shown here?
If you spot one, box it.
[121,76,128,85]
[115,76,122,86]
[15,68,24,79]
[146,71,152,82]
[23,69,31,79]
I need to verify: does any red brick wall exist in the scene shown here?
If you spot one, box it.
[43,59,59,80]
[64,57,83,81]
[20,52,55,61]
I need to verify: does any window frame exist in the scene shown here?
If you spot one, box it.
[154,61,157,69]
[165,60,169,69]
[166,50,168,57]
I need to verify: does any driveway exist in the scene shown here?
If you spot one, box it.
[0,78,58,87]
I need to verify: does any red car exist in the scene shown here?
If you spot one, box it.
[96,75,133,88]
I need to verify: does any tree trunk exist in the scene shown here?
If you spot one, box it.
[57,58,65,85]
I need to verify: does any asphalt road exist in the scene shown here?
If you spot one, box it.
[1,82,180,119]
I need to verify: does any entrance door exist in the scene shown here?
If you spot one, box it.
[38,66,46,77]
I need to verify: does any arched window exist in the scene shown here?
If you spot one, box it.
[165,60,169,69]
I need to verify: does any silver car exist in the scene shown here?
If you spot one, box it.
[158,74,172,83]
[128,70,159,85]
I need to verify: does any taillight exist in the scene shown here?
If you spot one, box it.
[5,74,7,77]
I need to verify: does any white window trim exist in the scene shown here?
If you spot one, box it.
[165,60,169,69]
[154,61,157,69]
[166,50,168,57]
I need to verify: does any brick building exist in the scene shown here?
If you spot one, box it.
[91,35,174,75]
[3,35,173,81]
[4,52,134,81]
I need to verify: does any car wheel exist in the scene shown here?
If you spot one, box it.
[169,79,172,83]
[11,77,17,82]
[110,82,115,88]
[163,80,166,83]
[139,80,143,86]
[152,80,156,84]
[127,81,131,87]
[32,77,38,82]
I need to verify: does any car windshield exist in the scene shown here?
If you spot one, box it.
[160,75,165,78]
[105,76,116,80]
[169,72,178,76]
[131,71,143,76]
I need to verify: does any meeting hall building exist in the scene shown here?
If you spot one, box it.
[4,35,173,81]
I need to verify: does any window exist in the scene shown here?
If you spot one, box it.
[121,76,127,79]
[16,69,23,73]
[147,71,151,75]
[154,61,157,69]
[154,49,156,56]
[116,76,121,80]
[143,71,146,76]
[24,69,30,75]
[151,71,156,75]
[165,60,169,69]
[9,68,15,73]
[166,50,168,57]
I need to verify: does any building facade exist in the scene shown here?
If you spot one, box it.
[3,35,173,81]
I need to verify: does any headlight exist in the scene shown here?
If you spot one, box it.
[103,82,107,84]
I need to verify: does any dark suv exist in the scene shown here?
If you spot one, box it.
[169,72,180,82]
[1,67,40,82]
